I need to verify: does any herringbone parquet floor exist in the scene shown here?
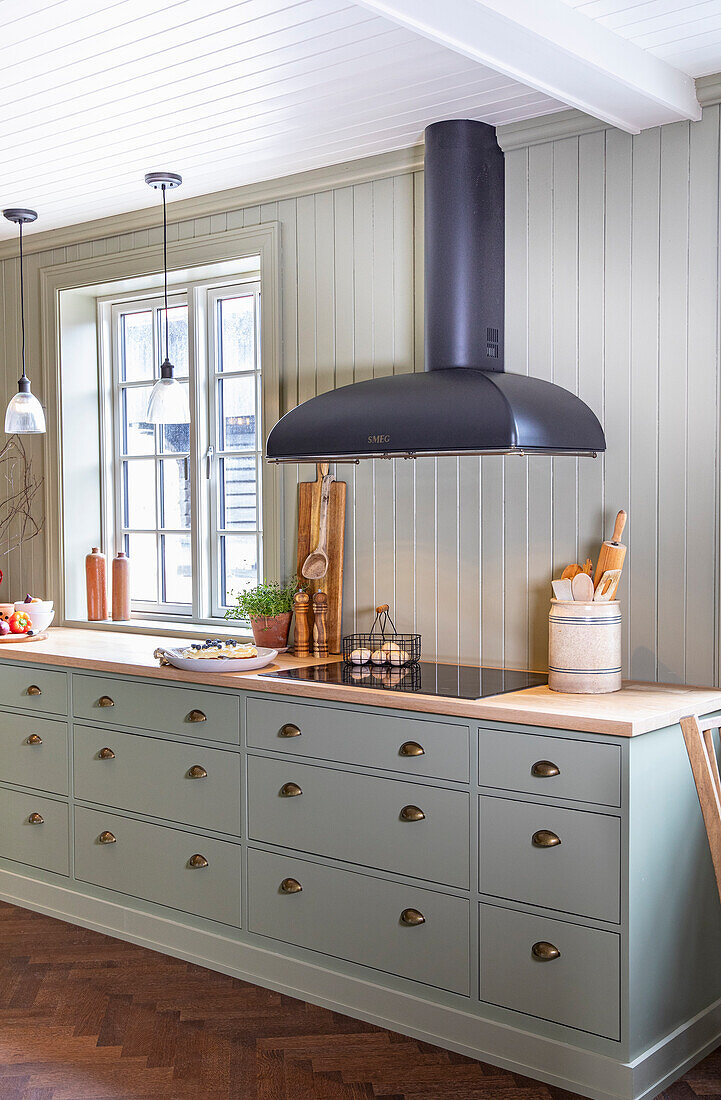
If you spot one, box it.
[0,900,718,1100]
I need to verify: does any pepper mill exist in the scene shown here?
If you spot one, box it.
[312,591,328,659]
[293,590,311,657]
[85,547,108,621]
[111,551,130,621]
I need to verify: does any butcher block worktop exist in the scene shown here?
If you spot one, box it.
[0,627,719,737]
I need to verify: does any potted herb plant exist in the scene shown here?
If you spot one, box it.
[224,578,301,651]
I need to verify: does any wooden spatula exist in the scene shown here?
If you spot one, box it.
[594,510,627,590]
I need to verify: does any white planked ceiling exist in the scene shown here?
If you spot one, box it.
[0,0,563,240]
[563,0,721,76]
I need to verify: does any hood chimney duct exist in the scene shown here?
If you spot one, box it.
[424,119,504,373]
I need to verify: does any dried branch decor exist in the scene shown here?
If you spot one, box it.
[0,437,43,559]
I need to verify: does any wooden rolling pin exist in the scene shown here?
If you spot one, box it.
[594,510,627,597]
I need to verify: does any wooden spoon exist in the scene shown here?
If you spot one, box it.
[301,464,334,580]
[571,572,595,602]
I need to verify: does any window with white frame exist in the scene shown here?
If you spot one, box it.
[106,277,263,622]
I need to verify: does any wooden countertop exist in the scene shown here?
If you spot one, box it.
[0,627,720,737]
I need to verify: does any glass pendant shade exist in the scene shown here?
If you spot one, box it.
[146,360,189,424]
[5,379,46,434]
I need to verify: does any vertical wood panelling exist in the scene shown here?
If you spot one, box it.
[657,122,690,683]
[602,129,633,674]
[4,112,721,680]
[629,128,661,682]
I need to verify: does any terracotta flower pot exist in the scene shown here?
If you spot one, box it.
[249,611,292,651]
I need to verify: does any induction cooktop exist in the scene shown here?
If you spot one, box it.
[260,662,548,700]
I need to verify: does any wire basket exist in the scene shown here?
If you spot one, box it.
[342,604,421,667]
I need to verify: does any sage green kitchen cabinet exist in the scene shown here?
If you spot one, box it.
[73,725,241,834]
[0,710,68,795]
[0,786,69,875]
[72,673,239,743]
[0,650,719,1100]
[247,754,470,888]
[74,806,241,926]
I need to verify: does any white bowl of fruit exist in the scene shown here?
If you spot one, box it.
[14,596,54,634]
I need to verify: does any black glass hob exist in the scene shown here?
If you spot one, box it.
[261,661,547,699]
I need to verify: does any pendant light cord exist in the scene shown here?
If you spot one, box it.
[162,183,169,362]
[19,221,26,380]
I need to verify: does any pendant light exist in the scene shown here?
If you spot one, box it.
[2,208,46,434]
[144,172,189,424]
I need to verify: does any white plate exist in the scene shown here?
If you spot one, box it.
[160,645,278,673]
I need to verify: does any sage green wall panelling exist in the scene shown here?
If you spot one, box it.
[5,108,721,680]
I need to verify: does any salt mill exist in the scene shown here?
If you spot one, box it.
[293,590,311,657]
[312,591,328,658]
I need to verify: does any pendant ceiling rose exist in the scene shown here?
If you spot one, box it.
[3,209,38,225]
[144,171,182,189]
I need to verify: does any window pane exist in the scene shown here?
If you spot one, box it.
[218,375,256,450]
[220,455,256,530]
[127,533,158,602]
[161,421,190,454]
[124,459,156,529]
[221,534,257,606]
[122,386,154,455]
[161,305,189,377]
[161,459,190,529]
[164,533,192,605]
[122,311,153,382]
[219,294,255,372]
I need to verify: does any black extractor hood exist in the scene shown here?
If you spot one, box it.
[266,119,606,462]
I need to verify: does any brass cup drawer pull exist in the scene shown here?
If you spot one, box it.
[26,734,43,745]
[531,760,560,778]
[26,685,42,696]
[532,940,561,962]
[28,812,44,824]
[279,723,301,738]
[98,831,117,844]
[280,782,302,798]
[189,853,209,868]
[400,804,425,822]
[399,741,424,757]
[98,696,115,708]
[400,908,425,926]
[280,877,302,894]
[532,829,561,848]
[98,747,115,760]
[187,709,207,723]
[187,764,208,779]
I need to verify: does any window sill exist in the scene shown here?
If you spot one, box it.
[63,618,255,643]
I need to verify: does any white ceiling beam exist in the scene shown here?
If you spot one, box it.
[353,0,702,132]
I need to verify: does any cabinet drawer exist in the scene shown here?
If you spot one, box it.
[478,727,621,807]
[73,726,241,835]
[247,756,469,888]
[0,787,69,875]
[0,711,68,794]
[72,674,239,744]
[248,848,470,994]
[0,664,67,716]
[247,697,469,782]
[479,796,620,922]
[480,903,620,1039]
[74,807,240,926]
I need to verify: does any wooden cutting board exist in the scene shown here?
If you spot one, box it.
[297,464,346,654]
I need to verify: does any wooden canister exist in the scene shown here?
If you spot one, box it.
[548,599,622,694]
[86,547,108,621]
[112,551,130,621]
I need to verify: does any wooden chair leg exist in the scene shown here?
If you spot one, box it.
[680,715,721,907]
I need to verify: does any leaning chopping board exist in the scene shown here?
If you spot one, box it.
[297,463,346,654]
